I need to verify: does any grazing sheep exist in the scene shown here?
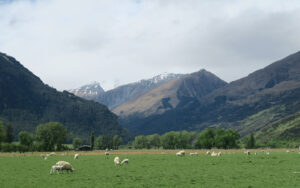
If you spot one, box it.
[49,152,56,156]
[211,152,218,157]
[217,152,222,156]
[105,152,110,158]
[40,154,46,158]
[114,157,120,166]
[74,153,79,160]
[55,161,74,173]
[189,152,198,156]
[121,159,129,165]
[50,165,63,174]
[244,151,250,155]
[176,150,185,157]
[206,151,211,155]
[254,152,257,155]
[266,152,270,155]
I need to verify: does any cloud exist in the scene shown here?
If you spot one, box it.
[0,0,300,90]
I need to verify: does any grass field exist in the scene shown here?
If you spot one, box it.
[0,150,299,188]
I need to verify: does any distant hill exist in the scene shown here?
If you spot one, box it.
[69,82,105,100]
[114,69,227,117]
[118,51,300,137]
[0,52,130,141]
[70,73,184,109]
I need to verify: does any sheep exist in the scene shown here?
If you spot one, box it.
[49,152,56,156]
[121,159,129,165]
[286,150,290,153]
[74,153,79,160]
[206,151,211,155]
[189,152,198,156]
[217,152,222,156]
[254,152,257,155]
[105,152,110,158]
[266,152,270,155]
[40,154,46,158]
[176,150,185,157]
[211,152,218,157]
[244,151,250,155]
[55,161,74,173]
[114,157,120,166]
[50,165,63,174]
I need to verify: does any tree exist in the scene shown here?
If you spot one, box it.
[134,135,148,149]
[95,136,103,149]
[5,123,14,143]
[148,134,161,149]
[36,122,67,151]
[18,131,34,147]
[90,131,95,150]
[0,121,4,150]
[112,135,122,150]
[161,131,178,149]
[72,137,82,150]
[245,133,256,149]
[195,128,215,149]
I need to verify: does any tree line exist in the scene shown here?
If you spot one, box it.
[0,121,123,152]
[133,128,256,149]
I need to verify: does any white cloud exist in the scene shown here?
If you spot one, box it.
[0,0,300,90]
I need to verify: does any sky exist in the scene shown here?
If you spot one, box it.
[1,0,300,91]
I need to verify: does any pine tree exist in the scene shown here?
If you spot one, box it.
[90,131,95,150]
[5,123,14,143]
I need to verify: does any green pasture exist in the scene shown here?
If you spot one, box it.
[0,152,299,188]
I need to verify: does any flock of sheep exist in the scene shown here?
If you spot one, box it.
[43,151,130,174]
[43,149,299,174]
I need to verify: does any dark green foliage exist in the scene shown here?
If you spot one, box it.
[0,52,129,142]
[245,133,256,149]
[18,131,34,148]
[195,128,215,149]
[35,122,67,151]
[0,121,4,150]
[134,135,149,149]
[4,123,14,143]
[95,136,103,149]
[72,137,82,149]
[147,134,161,149]
[90,131,95,150]
[112,135,122,150]
[1,143,17,152]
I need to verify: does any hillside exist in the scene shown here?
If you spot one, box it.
[114,69,227,117]
[69,81,105,100]
[119,51,300,136]
[0,52,129,141]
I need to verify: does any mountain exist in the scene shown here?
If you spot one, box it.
[114,69,227,117]
[69,82,105,100]
[118,51,300,137]
[0,52,129,141]
[116,69,228,134]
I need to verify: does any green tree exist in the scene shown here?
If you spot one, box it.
[195,128,215,149]
[112,135,122,150]
[72,137,82,150]
[245,133,256,149]
[161,131,178,149]
[5,123,14,143]
[134,135,148,149]
[0,121,5,150]
[18,131,34,148]
[36,122,67,151]
[148,134,161,149]
[90,131,95,150]
[95,136,103,149]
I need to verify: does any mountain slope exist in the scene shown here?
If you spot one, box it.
[114,69,227,117]
[94,73,184,109]
[69,82,105,100]
[119,51,300,136]
[0,52,129,141]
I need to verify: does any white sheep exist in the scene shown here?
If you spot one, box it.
[55,161,74,173]
[266,152,270,155]
[211,152,218,156]
[176,150,185,157]
[217,152,222,156]
[50,165,63,174]
[74,153,79,160]
[40,154,46,158]
[121,159,129,165]
[49,152,56,156]
[189,152,198,156]
[114,157,120,166]
[105,152,110,158]
[206,151,211,155]
[254,152,257,155]
[244,151,250,155]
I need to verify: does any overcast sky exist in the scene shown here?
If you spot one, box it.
[1,0,300,91]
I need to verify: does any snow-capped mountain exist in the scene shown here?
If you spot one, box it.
[69,81,105,100]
